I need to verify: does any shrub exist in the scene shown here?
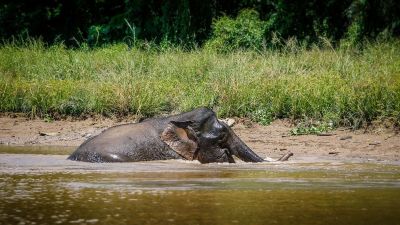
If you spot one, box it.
[205,9,267,52]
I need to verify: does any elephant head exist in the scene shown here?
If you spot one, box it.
[161,109,264,163]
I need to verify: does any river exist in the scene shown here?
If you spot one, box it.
[0,145,399,225]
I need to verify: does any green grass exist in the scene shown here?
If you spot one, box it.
[1,40,400,129]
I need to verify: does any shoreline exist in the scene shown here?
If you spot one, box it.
[1,116,399,163]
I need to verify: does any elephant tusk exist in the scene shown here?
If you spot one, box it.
[278,152,294,161]
[264,152,294,162]
[218,118,235,127]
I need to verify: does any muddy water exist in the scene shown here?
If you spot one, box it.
[0,146,400,225]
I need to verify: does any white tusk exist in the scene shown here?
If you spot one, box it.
[219,118,235,127]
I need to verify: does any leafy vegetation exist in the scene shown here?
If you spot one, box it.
[1,2,399,132]
[1,39,399,129]
[1,1,399,47]
[205,9,267,52]
[290,121,334,136]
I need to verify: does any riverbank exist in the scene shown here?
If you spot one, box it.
[1,116,399,162]
[1,40,400,128]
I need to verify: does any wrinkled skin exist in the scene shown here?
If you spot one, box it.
[68,108,266,163]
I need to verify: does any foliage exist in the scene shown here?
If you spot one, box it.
[0,39,399,129]
[0,1,399,47]
[205,9,267,52]
[250,109,273,126]
[290,121,334,136]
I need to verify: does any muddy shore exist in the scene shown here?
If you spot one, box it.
[0,116,399,162]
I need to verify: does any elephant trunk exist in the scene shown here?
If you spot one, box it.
[227,133,264,162]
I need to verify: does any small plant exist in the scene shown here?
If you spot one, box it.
[340,21,363,49]
[290,121,334,135]
[88,25,111,47]
[43,114,54,123]
[251,109,273,125]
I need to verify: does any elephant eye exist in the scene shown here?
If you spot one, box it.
[217,131,228,144]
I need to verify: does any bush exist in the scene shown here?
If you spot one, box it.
[205,9,267,52]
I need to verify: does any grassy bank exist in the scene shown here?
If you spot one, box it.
[1,40,400,128]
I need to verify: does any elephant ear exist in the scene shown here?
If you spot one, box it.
[160,121,199,160]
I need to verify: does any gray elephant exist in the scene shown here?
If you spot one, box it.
[68,107,291,163]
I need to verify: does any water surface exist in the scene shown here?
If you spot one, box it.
[0,146,399,225]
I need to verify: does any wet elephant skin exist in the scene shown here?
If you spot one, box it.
[68,108,264,163]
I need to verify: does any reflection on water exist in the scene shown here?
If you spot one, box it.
[0,145,74,155]
[0,146,400,225]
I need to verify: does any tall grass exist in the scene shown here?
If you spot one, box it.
[1,39,399,128]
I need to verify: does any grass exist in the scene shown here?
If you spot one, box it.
[0,39,400,129]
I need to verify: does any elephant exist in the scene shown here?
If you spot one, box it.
[68,107,292,163]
